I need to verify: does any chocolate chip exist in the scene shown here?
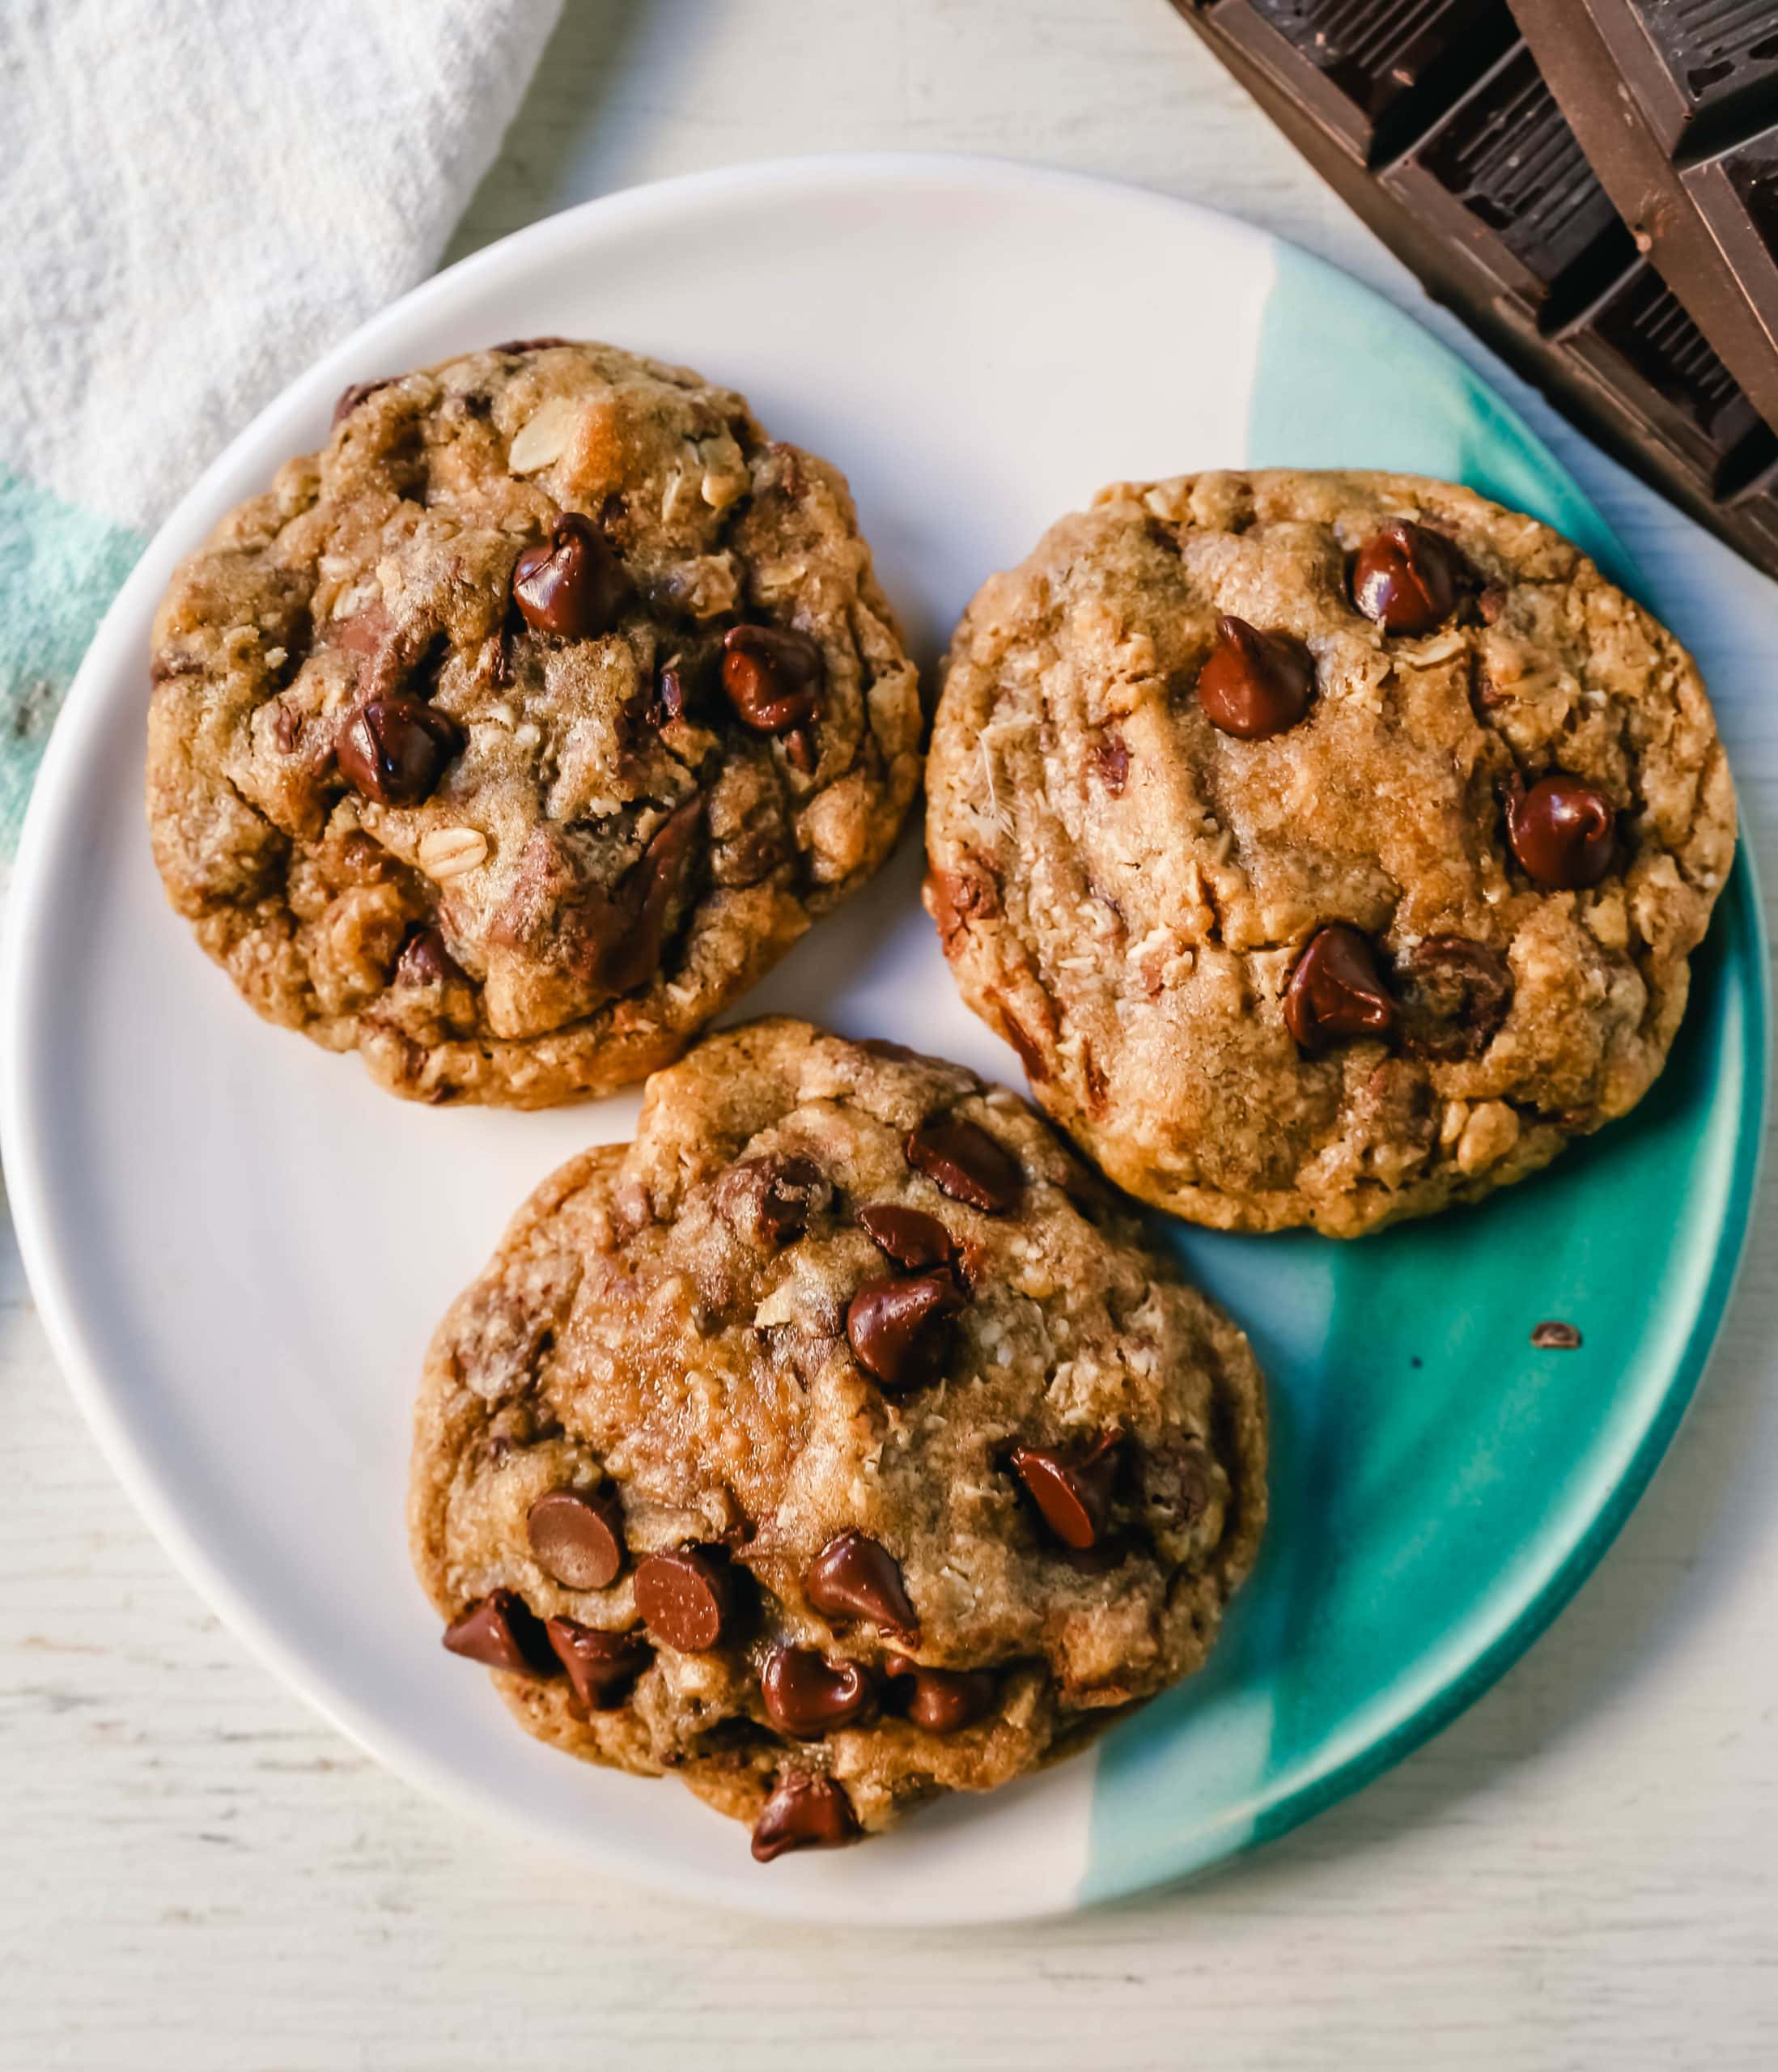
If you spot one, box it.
[544,1617,647,1709]
[1093,731,1131,794]
[1352,520,1466,635]
[1531,1319,1583,1349]
[1284,925,1395,1051]
[634,1546,732,1652]
[1135,1433,1216,1539]
[489,336,573,354]
[1395,936,1513,1062]
[336,695,465,807]
[1172,1450,1212,1526]
[441,1589,558,1677]
[395,925,463,989]
[846,1271,965,1391]
[926,861,1003,953]
[1196,615,1314,739]
[988,989,1051,1083]
[1505,773,1617,890]
[857,1204,954,1272]
[720,623,823,733]
[783,725,817,774]
[592,795,707,996]
[512,513,633,639]
[750,1773,859,1862]
[1082,1039,1109,1114]
[650,639,724,729]
[332,377,393,427]
[720,1153,829,1249]
[761,1645,876,1739]
[805,1531,918,1637]
[527,1486,626,1590]
[1008,1432,1122,1551]
[885,1655,996,1734]
[905,1116,1022,1214]
[654,665,690,724]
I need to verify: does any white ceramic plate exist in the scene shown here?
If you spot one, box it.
[5,155,1759,1924]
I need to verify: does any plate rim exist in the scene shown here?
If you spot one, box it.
[2,150,1766,1923]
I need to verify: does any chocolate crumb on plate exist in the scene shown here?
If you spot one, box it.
[1531,1319,1584,1350]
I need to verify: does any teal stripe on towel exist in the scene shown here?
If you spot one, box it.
[0,471,144,859]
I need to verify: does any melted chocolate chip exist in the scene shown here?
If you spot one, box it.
[512,513,633,639]
[805,1531,918,1637]
[857,1204,954,1272]
[846,1272,965,1391]
[885,1655,996,1734]
[954,1237,990,1293]
[1093,731,1131,795]
[751,1773,859,1862]
[1284,925,1395,1051]
[761,1645,875,1739]
[649,639,724,729]
[654,664,690,724]
[544,1618,647,1710]
[1395,936,1513,1063]
[994,999,1050,1083]
[720,624,823,733]
[336,696,465,807]
[925,862,1002,955]
[1132,1433,1216,1543]
[1352,520,1466,635]
[441,1590,558,1676]
[1008,1432,1122,1551]
[395,925,464,989]
[592,796,707,996]
[489,336,573,354]
[634,1546,733,1652]
[1505,774,1617,890]
[1196,615,1314,739]
[332,378,393,427]
[905,1116,1023,1214]
[526,1487,626,1590]
[269,703,304,754]
[720,1153,829,1249]
[783,725,817,775]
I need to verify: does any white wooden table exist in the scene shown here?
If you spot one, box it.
[6,4,1776,2064]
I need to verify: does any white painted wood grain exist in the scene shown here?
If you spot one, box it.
[4,2,1776,2063]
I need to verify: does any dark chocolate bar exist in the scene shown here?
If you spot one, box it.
[1170,0,1778,580]
[1509,1,1778,436]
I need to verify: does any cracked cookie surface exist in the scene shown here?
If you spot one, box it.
[146,340,923,1106]
[409,1018,1266,1856]
[925,469,1735,1237]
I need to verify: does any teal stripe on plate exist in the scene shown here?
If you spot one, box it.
[1082,244,1767,1902]
[0,471,145,861]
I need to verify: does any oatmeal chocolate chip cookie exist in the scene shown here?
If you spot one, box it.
[925,469,1735,1238]
[146,341,923,1106]
[409,1018,1266,1858]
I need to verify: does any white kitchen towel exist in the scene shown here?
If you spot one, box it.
[0,0,562,871]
